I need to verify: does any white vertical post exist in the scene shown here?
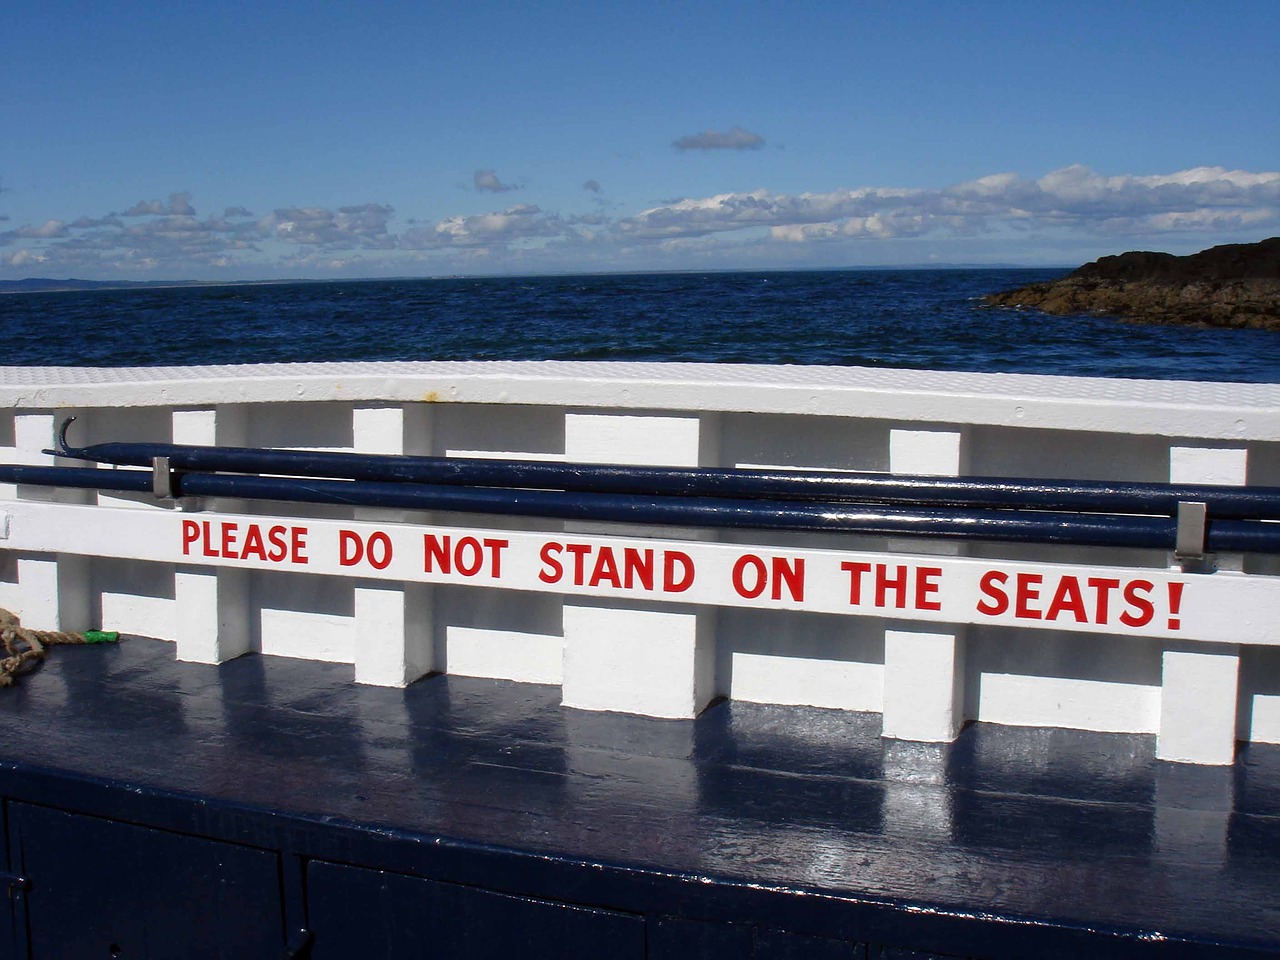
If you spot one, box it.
[173,409,251,663]
[562,605,715,718]
[16,554,91,633]
[353,406,406,456]
[889,429,963,478]
[1158,445,1246,764]
[350,406,434,686]
[1158,647,1240,764]
[13,413,86,503]
[175,567,250,663]
[882,429,967,742]
[882,628,967,741]
[354,583,433,687]
[560,413,716,717]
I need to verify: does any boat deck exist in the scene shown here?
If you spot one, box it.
[2,637,1279,958]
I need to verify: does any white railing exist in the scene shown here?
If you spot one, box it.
[3,361,1279,765]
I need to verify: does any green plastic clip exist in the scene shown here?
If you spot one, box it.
[82,630,120,644]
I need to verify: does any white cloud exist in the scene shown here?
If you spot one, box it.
[3,165,1276,279]
[257,204,395,249]
[401,204,564,249]
[620,165,1280,242]
[120,192,196,217]
[3,249,48,267]
[673,126,766,151]
[474,169,519,193]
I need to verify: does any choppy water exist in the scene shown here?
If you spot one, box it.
[3,269,1279,381]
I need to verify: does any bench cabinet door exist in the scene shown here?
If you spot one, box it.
[9,802,284,960]
[307,860,645,959]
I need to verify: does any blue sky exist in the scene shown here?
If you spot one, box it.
[3,0,1277,279]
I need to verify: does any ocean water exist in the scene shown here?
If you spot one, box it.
[4,269,1280,381]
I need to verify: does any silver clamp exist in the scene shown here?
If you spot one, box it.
[1174,501,1208,563]
[152,456,177,499]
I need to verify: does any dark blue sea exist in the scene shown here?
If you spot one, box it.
[4,269,1280,381]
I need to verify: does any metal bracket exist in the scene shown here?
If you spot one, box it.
[1175,501,1208,562]
[152,456,177,499]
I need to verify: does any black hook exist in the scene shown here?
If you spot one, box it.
[42,416,78,458]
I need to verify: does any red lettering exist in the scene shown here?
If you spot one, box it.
[241,524,267,562]
[875,564,909,609]
[842,561,872,605]
[424,534,451,573]
[1015,573,1043,619]
[538,542,564,583]
[220,522,238,558]
[267,526,288,562]
[1045,575,1088,623]
[366,532,393,570]
[339,529,363,567]
[977,571,1009,616]
[732,554,767,599]
[623,548,653,590]
[664,551,694,592]
[483,538,508,578]
[566,543,592,585]
[1120,579,1155,627]
[291,527,308,564]
[915,566,942,611]
[201,520,215,557]
[182,519,199,555]
[455,536,483,576]
[772,557,804,602]
[1088,577,1120,624]
[589,547,622,588]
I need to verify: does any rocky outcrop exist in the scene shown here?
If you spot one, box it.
[984,237,1280,330]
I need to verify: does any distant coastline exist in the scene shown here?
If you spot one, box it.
[984,238,1280,330]
[0,264,1054,295]
[0,277,308,295]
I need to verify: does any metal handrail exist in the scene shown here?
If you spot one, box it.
[1,459,1277,554]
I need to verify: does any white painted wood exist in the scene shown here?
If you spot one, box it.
[4,501,1280,644]
[259,608,354,663]
[1170,446,1248,487]
[562,604,714,719]
[353,406,405,456]
[1249,694,1280,743]
[100,591,176,641]
[1169,444,1247,572]
[15,555,90,632]
[4,362,1280,759]
[889,429,963,476]
[354,583,432,686]
[175,568,250,663]
[2,362,1277,441]
[730,652,883,711]
[977,673,1161,734]
[445,626,563,684]
[1158,648,1240,764]
[565,414,701,466]
[882,628,965,742]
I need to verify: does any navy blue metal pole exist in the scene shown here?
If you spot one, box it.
[49,434,1280,519]
[4,462,1279,553]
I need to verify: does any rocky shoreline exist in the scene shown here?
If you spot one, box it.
[984,237,1280,330]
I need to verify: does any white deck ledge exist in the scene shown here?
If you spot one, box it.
[2,361,1276,440]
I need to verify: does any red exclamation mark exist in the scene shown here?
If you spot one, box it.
[1167,582,1185,630]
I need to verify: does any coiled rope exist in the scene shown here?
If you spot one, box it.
[0,608,118,687]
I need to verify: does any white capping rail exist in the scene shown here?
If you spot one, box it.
[4,360,1280,766]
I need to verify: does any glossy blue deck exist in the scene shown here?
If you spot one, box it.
[2,637,1279,958]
